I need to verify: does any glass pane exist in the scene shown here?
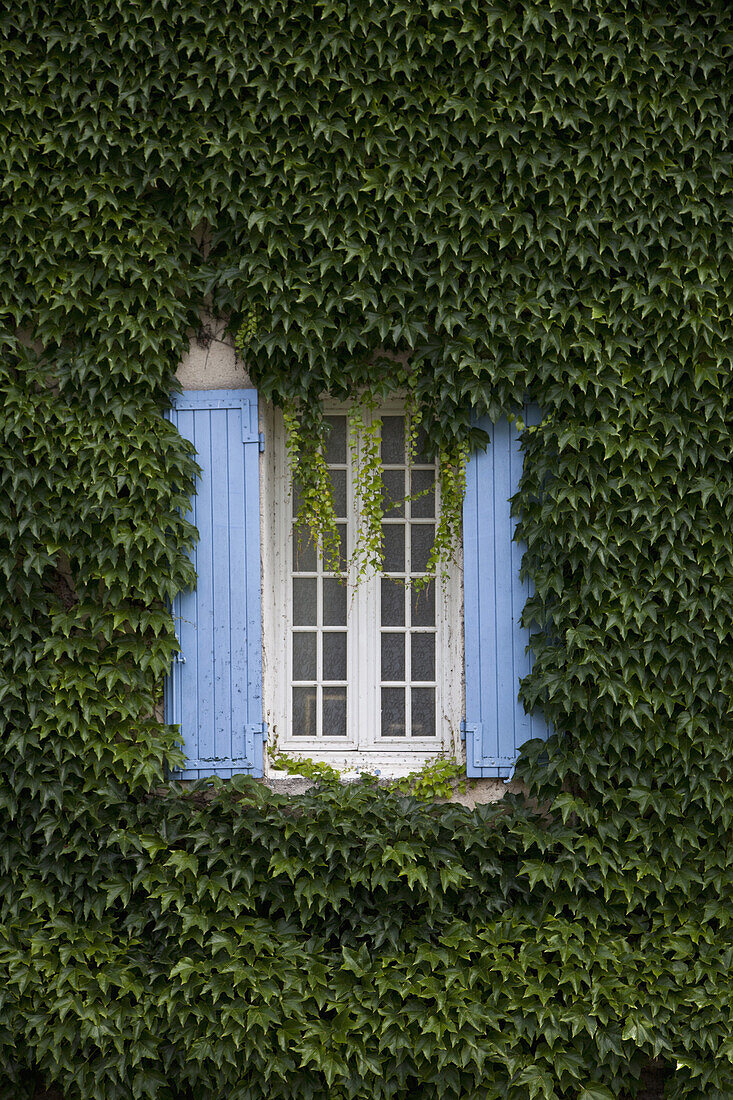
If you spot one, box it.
[381,687,405,737]
[410,469,435,518]
[293,578,317,625]
[323,579,347,625]
[323,632,347,681]
[381,578,405,626]
[292,527,317,572]
[292,686,317,737]
[322,688,347,737]
[381,633,405,681]
[411,633,435,681]
[292,482,302,518]
[382,469,405,516]
[411,581,435,627]
[382,524,405,572]
[381,416,405,464]
[410,524,435,573]
[292,632,317,681]
[325,416,347,465]
[331,468,347,518]
[411,687,436,737]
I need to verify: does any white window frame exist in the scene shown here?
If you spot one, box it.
[260,398,464,778]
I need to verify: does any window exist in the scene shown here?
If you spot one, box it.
[166,388,550,782]
[262,401,463,774]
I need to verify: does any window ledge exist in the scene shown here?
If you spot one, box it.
[259,773,526,806]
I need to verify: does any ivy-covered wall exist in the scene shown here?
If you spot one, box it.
[2,2,732,1097]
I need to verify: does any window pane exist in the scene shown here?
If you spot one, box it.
[292,632,317,681]
[382,469,406,516]
[411,688,436,737]
[292,528,317,572]
[411,633,435,682]
[381,633,405,681]
[383,524,405,572]
[410,524,435,574]
[323,579,347,625]
[410,469,435,518]
[293,578,317,625]
[323,688,347,737]
[292,687,317,737]
[381,416,405,464]
[323,632,347,681]
[381,578,405,626]
[411,581,435,627]
[325,416,347,465]
[381,687,405,737]
[331,469,347,518]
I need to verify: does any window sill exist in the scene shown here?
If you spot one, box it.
[260,772,524,807]
[267,750,454,781]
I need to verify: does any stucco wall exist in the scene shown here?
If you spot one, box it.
[175,325,515,806]
[176,317,252,390]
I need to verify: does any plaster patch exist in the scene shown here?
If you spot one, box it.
[176,320,252,389]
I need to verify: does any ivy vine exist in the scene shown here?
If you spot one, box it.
[282,403,342,573]
[269,741,468,801]
[2,1,732,1097]
[347,396,384,584]
[264,381,469,587]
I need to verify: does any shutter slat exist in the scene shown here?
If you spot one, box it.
[211,409,233,764]
[195,408,216,772]
[494,418,515,763]
[463,407,550,778]
[509,418,532,750]
[165,389,264,779]
[177,407,203,776]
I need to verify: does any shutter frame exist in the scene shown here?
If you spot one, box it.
[165,388,264,778]
[462,405,549,778]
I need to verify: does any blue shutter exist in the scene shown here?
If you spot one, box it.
[165,389,264,779]
[463,405,550,778]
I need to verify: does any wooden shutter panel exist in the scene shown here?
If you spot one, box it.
[165,389,264,779]
[463,405,549,778]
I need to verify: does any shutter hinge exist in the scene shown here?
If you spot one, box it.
[174,638,186,664]
[460,719,479,741]
[258,431,265,453]
[246,721,268,741]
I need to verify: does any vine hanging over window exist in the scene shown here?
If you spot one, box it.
[259,368,468,586]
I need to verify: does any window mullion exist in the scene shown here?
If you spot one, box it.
[352,404,375,753]
[364,402,380,754]
[349,411,363,750]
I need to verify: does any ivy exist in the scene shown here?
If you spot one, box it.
[283,403,342,572]
[276,382,467,585]
[390,754,469,801]
[348,397,384,585]
[268,745,468,802]
[2,1,733,1097]
[267,740,343,788]
[426,442,468,583]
